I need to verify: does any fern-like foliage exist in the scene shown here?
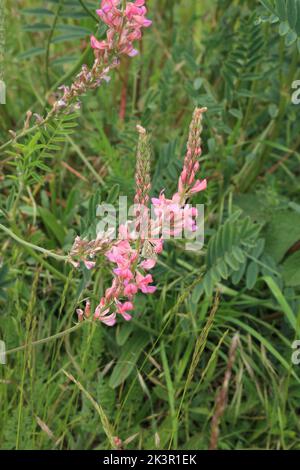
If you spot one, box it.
[259,0,300,47]
[203,211,261,296]
[221,15,265,103]
[6,114,79,187]
[19,0,96,63]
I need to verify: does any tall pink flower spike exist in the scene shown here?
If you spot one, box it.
[49,1,151,116]
[71,108,207,326]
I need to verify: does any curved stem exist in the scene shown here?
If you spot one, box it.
[45,0,63,89]
[5,321,86,356]
[78,0,99,23]
[0,223,68,262]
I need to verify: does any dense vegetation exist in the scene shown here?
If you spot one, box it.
[0,0,300,450]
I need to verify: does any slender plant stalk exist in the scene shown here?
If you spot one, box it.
[209,333,239,450]
[0,223,68,262]
[5,322,86,356]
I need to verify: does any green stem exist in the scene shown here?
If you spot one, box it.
[0,223,68,262]
[5,322,86,356]
[78,0,99,23]
[45,0,63,89]
[66,135,106,186]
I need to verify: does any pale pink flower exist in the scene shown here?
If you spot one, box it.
[85,300,91,318]
[95,298,117,326]
[71,108,207,328]
[76,309,84,322]
[136,272,156,294]
[116,301,134,321]
[151,238,164,254]
[114,266,133,280]
[189,179,207,194]
[105,278,120,300]
[90,36,108,51]
[101,313,117,326]
[84,260,96,270]
[140,258,156,270]
[124,282,138,297]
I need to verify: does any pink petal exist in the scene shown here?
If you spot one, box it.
[84,260,96,270]
[100,313,117,327]
[140,259,156,270]
[190,179,207,194]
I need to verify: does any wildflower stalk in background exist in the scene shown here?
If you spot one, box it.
[12,1,151,133]
[134,125,151,207]
[53,1,152,115]
[73,108,207,326]
[177,107,208,203]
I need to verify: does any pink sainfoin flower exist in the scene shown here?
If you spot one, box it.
[91,0,151,59]
[47,1,151,117]
[177,107,207,203]
[74,109,207,326]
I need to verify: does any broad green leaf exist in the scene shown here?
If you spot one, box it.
[264,211,300,262]
[17,47,46,60]
[246,261,259,290]
[109,331,150,388]
[275,0,287,20]
[22,23,51,32]
[22,8,54,16]
[287,0,298,29]
[296,0,300,33]
[281,252,300,287]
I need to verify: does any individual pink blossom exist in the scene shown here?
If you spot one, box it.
[114,266,133,280]
[94,298,117,326]
[105,278,120,300]
[136,273,156,294]
[76,308,84,322]
[140,258,156,270]
[85,300,91,318]
[90,36,108,50]
[189,179,207,194]
[150,238,164,254]
[116,301,134,321]
[124,282,138,297]
[84,260,96,270]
